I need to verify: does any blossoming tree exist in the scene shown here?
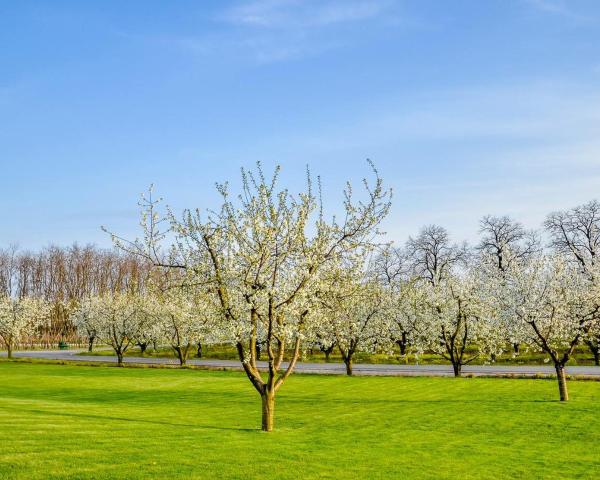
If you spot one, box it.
[0,296,49,358]
[74,293,148,366]
[545,200,600,365]
[373,245,420,356]
[154,286,217,366]
[502,254,600,400]
[318,260,389,375]
[107,162,391,431]
[412,268,501,377]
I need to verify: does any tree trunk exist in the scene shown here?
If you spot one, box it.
[116,351,124,366]
[452,361,462,377]
[196,342,202,358]
[344,357,353,376]
[138,343,147,356]
[397,332,408,355]
[6,344,12,359]
[174,346,187,366]
[88,337,94,352]
[261,391,275,432]
[324,350,331,362]
[513,343,520,355]
[555,363,569,401]
[585,340,600,366]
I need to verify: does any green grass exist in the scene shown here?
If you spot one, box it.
[0,362,599,479]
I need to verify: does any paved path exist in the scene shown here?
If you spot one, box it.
[4,349,600,378]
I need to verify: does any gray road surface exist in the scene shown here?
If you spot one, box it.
[4,349,600,378]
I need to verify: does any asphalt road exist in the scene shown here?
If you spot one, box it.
[4,349,600,378]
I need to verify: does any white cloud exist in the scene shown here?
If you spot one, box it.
[524,0,594,23]
[209,0,400,63]
[120,1,411,64]
[221,0,392,29]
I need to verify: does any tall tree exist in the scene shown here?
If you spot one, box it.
[406,225,468,287]
[107,162,391,431]
[478,215,540,273]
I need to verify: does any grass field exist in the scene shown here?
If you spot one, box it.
[1,362,599,479]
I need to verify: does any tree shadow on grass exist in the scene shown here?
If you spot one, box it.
[283,397,559,406]
[0,405,257,432]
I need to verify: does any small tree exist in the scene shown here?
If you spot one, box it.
[413,267,500,377]
[545,199,600,365]
[75,293,146,366]
[503,255,600,400]
[373,245,418,355]
[155,287,215,366]
[318,262,388,375]
[385,278,426,357]
[73,306,97,352]
[0,296,48,358]
[134,318,161,356]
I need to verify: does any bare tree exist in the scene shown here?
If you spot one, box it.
[406,225,469,286]
[478,215,540,272]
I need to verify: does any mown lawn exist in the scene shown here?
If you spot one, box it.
[0,362,599,479]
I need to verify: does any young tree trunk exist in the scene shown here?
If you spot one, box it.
[88,337,94,352]
[452,361,462,377]
[6,344,12,359]
[585,340,600,366]
[196,342,202,358]
[555,363,569,401]
[344,357,353,376]
[396,332,408,355]
[261,391,275,432]
[174,346,187,366]
[513,343,520,355]
[321,344,334,362]
[138,343,148,356]
[116,351,124,366]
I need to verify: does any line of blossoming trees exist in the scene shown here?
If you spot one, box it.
[2,162,600,431]
[0,245,150,348]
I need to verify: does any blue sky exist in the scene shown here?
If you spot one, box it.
[1,0,600,249]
